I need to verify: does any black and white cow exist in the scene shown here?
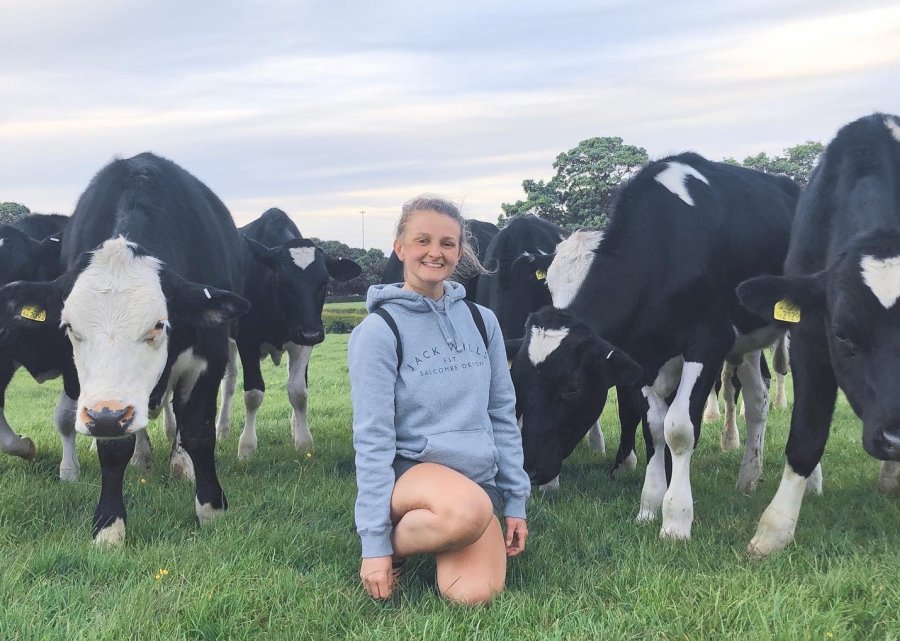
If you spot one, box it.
[0,214,75,473]
[381,218,498,301]
[0,153,249,544]
[216,208,361,459]
[509,152,799,539]
[737,113,900,555]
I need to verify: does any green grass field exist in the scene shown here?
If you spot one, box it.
[0,333,897,640]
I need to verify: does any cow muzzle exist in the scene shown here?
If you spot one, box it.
[865,428,900,461]
[81,402,136,438]
[292,329,325,345]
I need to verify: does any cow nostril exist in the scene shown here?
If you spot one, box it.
[84,404,135,434]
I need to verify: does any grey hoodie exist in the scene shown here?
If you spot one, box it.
[348,281,531,558]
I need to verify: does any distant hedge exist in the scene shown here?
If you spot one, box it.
[322,306,367,334]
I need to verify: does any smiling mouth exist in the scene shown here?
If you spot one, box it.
[422,261,445,268]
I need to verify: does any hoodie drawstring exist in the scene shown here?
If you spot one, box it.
[424,297,466,352]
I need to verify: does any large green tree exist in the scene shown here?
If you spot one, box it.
[724,141,824,186]
[0,202,30,224]
[499,137,648,230]
[309,238,387,296]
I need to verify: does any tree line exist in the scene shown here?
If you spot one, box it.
[3,137,821,295]
[498,137,823,230]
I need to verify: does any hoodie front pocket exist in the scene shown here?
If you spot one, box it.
[412,429,498,481]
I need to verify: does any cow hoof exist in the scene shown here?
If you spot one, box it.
[623,450,638,471]
[5,436,37,460]
[129,451,153,471]
[702,407,721,422]
[94,518,126,546]
[169,449,195,482]
[805,464,823,496]
[659,522,692,540]
[216,422,230,442]
[736,470,762,494]
[59,463,81,483]
[635,507,657,523]
[720,430,740,452]
[747,529,791,558]
[537,475,560,493]
[293,431,313,454]
[877,461,900,495]
[237,433,257,460]
[196,499,224,525]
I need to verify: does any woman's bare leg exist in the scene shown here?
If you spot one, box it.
[390,463,506,604]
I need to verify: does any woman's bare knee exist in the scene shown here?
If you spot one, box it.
[436,491,493,548]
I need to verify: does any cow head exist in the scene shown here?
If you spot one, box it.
[245,236,361,345]
[0,226,62,285]
[0,237,249,438]
[508,306,643,485]
[493,251,555,339]
[738,233,900,461]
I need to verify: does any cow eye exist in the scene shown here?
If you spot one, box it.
[62,322,83,343]
[560,384,581,400]
[833,331,858,359]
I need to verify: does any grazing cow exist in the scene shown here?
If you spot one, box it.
[216,208,361,460]
[508,152,799,539]
[0,153,249,544]
[0,214,76,473]
[381,218,498,301]
[737,113,900,555]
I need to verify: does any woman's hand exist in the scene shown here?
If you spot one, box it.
[504,517,528,556]
[360,556,395,600]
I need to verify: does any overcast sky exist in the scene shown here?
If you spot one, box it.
[2,0,898,253]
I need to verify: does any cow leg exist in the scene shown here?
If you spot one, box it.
[772,334,790,409]
[54,392,80,481]
[735,350,769,493]
[94,436,135,545]
[216,338,238,441]
[0,361,36,460]
[237,342,265,460]
[612,385,642,474]
[286,343,314,453]
[169,430,196,481]
[720,360,740,451]
[175,368,227,525]
[877,461,900,495]
[702,387,721,422]
[586,421,605,453]
[748,334,836,557]
[130,429,153,471]
[660,361,712,540]
[163,395,177,442]
[632,368,680,523]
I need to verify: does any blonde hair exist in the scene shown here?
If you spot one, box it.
[396,194,487,280]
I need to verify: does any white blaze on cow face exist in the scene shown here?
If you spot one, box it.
[885,115,900,143]
[860,254,900,308]
[62,238,170,436]
[527,325,569,365]
[654,162,710,206]
[546,230,603,308]
[289,246,317,270]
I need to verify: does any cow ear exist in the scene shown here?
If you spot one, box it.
[511,252,555,282]
[244,236,280,271]
[162,271,251,329]
[605,347,643,386]
[0,280,64,348]
[36,233,63,261]
[325,255,362,281]
[505,337,523,360]
[737,273,825,325]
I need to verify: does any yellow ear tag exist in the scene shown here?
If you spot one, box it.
[20,305,47,322]
[535,270,546,281]
[773,299,801,323]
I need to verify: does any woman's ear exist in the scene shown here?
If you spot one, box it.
[393,238,404,262]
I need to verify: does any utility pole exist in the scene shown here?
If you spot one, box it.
[360,210,366,249]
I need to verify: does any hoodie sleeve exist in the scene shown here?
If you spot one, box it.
[481,307,531,519]
[348,314,399,558]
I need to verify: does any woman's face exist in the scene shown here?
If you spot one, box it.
[394,208,462,299]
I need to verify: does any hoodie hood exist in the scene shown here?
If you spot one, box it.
[366,281,468,351]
